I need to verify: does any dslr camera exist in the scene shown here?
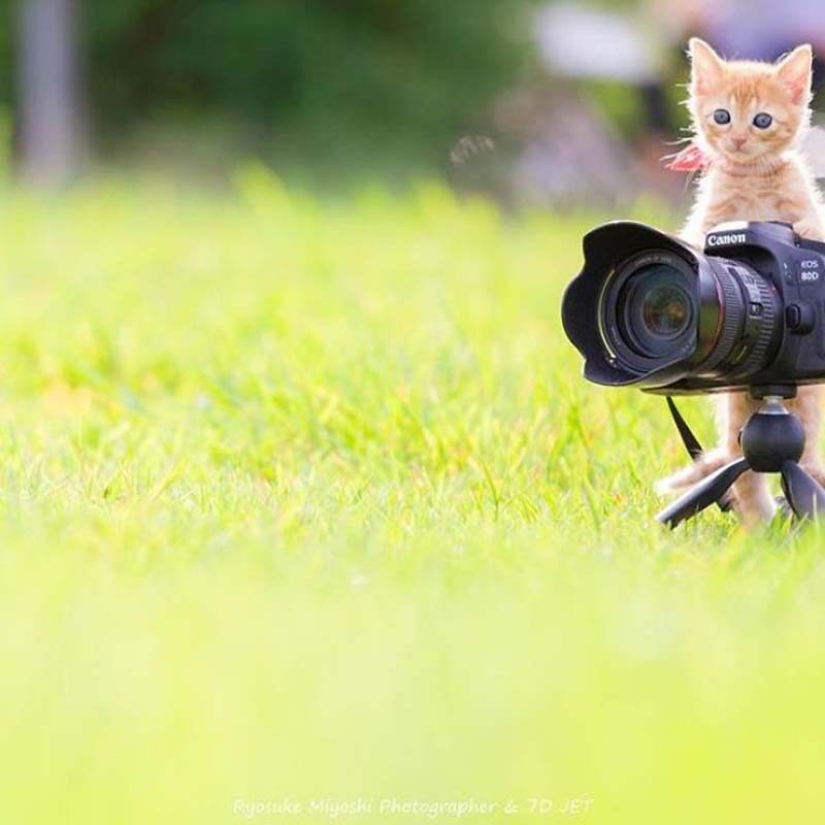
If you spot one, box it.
[562,220,825,394]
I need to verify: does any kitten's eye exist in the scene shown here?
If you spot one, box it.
[713,109,731,125]
[753,112,773,129]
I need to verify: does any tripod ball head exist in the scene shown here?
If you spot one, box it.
[739,403,804,473]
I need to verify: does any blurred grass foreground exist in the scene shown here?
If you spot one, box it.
[3,173,825,824]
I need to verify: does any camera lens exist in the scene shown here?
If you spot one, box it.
[617,264,695,358]
[563,221,787,392]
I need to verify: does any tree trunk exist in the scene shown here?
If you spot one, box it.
[17,0,85,187]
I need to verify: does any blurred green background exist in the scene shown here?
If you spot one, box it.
[0,0,705,197]
[83,0,531,183]
[0,0,541,188]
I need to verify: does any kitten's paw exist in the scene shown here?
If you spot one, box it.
[794,218,825,242]
[655,448,733,496]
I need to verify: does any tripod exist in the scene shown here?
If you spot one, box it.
[657,386,825,529]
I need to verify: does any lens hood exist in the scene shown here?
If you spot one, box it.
[561,221,720,389]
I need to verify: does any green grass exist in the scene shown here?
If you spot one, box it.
[2,170,825,824]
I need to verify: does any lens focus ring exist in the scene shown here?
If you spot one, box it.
[724,263,780,379]
[699,262,745,374]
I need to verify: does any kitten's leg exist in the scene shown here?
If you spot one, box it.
[787,384,825,485]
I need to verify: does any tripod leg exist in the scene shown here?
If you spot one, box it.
[780,461,825,521]
[656,457,749,529]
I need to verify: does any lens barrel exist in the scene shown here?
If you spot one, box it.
[700,259,779,381]
[599,252,780,385]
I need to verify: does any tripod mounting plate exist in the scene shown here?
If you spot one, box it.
[748,384,797,400]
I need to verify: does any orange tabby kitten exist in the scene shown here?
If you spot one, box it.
[659,38,825,526]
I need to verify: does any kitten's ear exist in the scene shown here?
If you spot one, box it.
[776,45,813,104]
[689,38,724,94]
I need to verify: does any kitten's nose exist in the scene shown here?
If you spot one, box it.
[731,136,748,149]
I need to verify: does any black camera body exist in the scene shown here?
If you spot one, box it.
[562,219,825,395]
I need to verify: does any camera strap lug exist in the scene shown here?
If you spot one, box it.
[666,396,703,460]
[665,396,733,512]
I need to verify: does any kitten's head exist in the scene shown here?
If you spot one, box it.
[688,38,813,166]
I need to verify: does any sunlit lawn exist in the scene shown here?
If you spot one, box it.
[1,171,824,824]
